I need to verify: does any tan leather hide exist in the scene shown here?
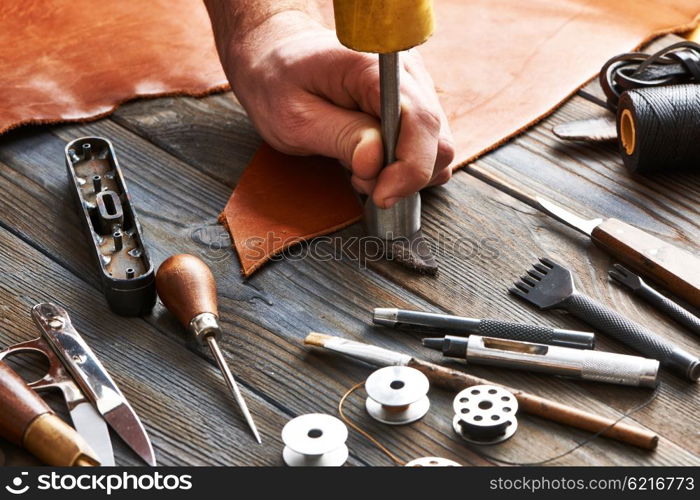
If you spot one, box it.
[2,1,698,275]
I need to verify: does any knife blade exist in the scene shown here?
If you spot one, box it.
[32,303,157,466]
[467,166,700,308]
[70,401,114,466]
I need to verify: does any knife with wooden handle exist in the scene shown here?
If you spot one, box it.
[0,361,99,466]
[468,166,700,308]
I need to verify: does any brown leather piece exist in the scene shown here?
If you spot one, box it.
[0,0,227,133]
[2,1,698,276]
[219,144,362,276]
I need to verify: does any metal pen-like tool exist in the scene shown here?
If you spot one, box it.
[373,307,595,349]
[423,335,659,388]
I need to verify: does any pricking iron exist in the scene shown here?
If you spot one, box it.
[65,137,156,316]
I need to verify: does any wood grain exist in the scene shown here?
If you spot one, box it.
[0,40,698,465]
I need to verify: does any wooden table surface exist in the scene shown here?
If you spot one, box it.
[0,40,698,467]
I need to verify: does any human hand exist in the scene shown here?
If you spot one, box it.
[214,10,454,208]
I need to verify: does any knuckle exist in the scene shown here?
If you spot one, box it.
[412,107,441,134]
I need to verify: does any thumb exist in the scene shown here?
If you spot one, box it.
[296,99,383,189]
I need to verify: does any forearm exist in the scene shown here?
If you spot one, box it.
[204,0,319,62]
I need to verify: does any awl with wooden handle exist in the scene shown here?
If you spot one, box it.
[0,361,100,466]
[468,166,700,308]
[155,254,261,443]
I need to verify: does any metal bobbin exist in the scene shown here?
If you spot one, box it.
[281,413,349,467]
[405,457,461,467]
[452,385,518,445]
[365,366,430,425]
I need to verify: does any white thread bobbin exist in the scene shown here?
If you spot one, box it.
[365,366,430,425]
[405,457,462,467]
[452,385,518,445]
[281,413,349,466]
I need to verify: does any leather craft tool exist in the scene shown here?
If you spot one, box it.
[0,303,156,465]
[452,385,518,445]
[65,137,156,316]
[467,166,700,309]
[364,366,430,425]
[304,333,659,450]
[373,307,595,349]
[332,0,438,274]
[422,335,659,388]
[0,361,100,466]
[155,254,261,443]
[552,115,617,142]
[610,264,700,337]
[281,414,348,467]
[510,257,700,381]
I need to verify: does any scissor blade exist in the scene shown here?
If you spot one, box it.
[70,402,114,466]
[104,403,157,466]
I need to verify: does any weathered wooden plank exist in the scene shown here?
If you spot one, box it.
[105,93,699,464]
[0,125,484,466]
[1,69,698,465]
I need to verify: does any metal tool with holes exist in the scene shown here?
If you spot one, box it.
[510,258,700,381]
[610,264,700,337]
[0,302,156,465]
[65,137,156,316]
[365,366,430,425]
[373,307,595,349]
[281,414,348,467]
[452,385,518,445]
[422,335,659,387]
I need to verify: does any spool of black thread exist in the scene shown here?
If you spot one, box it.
[617,84,700,174]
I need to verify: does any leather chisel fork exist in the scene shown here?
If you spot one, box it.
[509,257,700,381]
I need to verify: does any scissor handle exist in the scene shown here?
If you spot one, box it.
[0,338,73,393]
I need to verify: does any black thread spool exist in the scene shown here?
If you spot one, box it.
[617,84,700,174]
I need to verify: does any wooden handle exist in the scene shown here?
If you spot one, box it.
[0,362,99,465]
[0,361,51,444]
[592,218,700,309]
[409,358,658,450]
[155,254,218,327]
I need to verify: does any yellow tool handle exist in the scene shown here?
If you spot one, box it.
[333,0,435,53]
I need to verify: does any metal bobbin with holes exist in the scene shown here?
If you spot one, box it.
[281,414,348,467]
[365,366,430,425]
[405,457,461,467]
[452,385,518,445]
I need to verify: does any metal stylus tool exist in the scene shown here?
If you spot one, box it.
[373,308,595,349]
